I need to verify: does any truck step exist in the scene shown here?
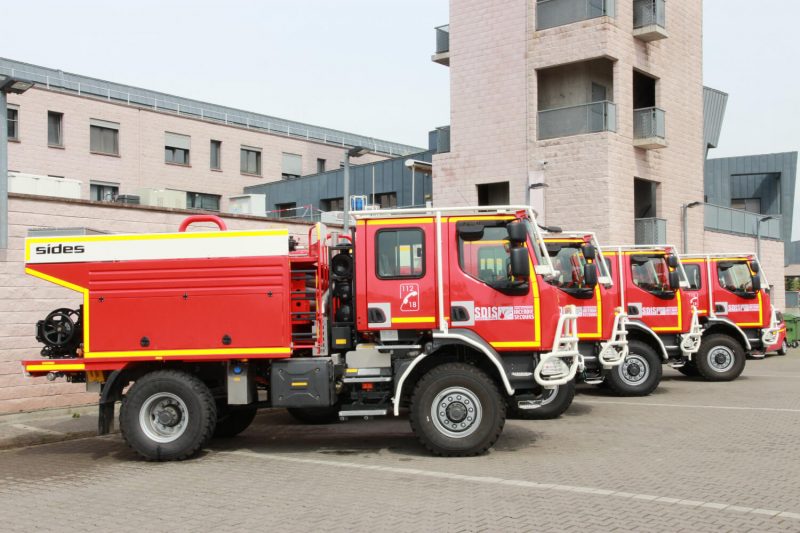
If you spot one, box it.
[339,407,389,418]
[342,376,393,383]
[583,377,604,385]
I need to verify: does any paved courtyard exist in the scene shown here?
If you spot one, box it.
[2,353,800,532]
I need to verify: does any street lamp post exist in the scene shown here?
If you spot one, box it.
[681,201,702,253]
[1,76,34,250]
[756,215,774,259]
[342,146,369,234]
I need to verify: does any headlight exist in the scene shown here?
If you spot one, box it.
[540,357,569,376]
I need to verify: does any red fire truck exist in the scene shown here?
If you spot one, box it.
[678,253,779,379]
[23,207,584,460]
[589,245,703,395]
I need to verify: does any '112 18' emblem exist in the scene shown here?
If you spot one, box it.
[400,283,420,312]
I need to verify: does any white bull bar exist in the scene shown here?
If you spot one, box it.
[534,305,582,387]
[680,305,703,358]
[761,305,781,346]
[597,308,628,368]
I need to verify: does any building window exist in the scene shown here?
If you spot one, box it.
[477,182,510,206]
[274,202,297,218]
[187,191,221,211]
[210,140,222,170]
[317,158,326,173]
[241,146,262,175]
[376,228,425,279]
[48,111,63,147]
[321,197,344,211]
[90,181,119,202]
[730,198,761,214]
[90,119,120,155]
[375,192,398,208]
[165,132,191,166]
[7,107,19,140]
[282,152,302,180]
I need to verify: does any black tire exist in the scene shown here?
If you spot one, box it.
[605,340,663,396]
[120,370,217,461]
[409,362,505,457]
[214,405,258,438]
[695,334,746,381]
[286,405,341,425]
[507,380,575,420]
[777,340,788,356]
[677,360,700,377]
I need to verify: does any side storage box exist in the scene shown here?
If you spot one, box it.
[271,358,335,408]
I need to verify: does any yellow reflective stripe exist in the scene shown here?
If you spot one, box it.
[490,341,541,348]
[448,216,515,222]
[26,363,86,372]
[392,316,436,324]
[25,267,92,353]
[366,218,433,225]
[85,347,291,359]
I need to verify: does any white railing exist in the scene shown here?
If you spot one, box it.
[634,0,666,29]
[538,101,617,140]
[633,107,666,139]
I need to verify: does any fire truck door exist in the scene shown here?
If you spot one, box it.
[363,220,437,330]
[714,260,763,327]
[626,254,682,332]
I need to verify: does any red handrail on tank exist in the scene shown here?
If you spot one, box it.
[178,215,228,232]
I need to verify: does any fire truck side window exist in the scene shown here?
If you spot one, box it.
[458,225,511,286]
[375,229,424,279]
[684,264,702,290]
[717,262,754,293]
[630,255,671,293]
[546,245,588,289]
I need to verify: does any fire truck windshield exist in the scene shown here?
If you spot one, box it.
[718,262,756,294]
[630,255,673,297]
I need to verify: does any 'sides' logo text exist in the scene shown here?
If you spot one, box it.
[34,244,85,255]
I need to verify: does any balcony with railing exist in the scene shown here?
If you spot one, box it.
[633,0,667,41]
[536,0,615,31]
[704,204,782,240]
[432,25,450,66]
[538,101,617,140]
[635,217,667,245]
[633,107,667,149]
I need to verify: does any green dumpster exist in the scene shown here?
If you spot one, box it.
[784,313,800,348]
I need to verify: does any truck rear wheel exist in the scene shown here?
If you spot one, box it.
[409,362,505,457]
[605,340,662,396]
[695,334,746,381]
[120,370,216,461]
[214,404,257,438]
[506,380,575,420]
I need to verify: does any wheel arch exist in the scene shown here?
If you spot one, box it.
[701,319,751,352]
[625,322,669,361]
[392,332,514,416]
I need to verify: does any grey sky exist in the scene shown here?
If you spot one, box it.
[2,1,797,156]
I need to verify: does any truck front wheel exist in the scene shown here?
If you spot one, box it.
[120,370,217,461]
[214,404,258,438]
[409,362,505,457]
[695,334,746,381]
[605,340,662,396]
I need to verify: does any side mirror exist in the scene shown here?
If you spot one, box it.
[752,275,762,292]
[583,244,597,261]
[507,221,527,243]
[457,222,485,242]
[510,247,530,278]
[584,263,598,287]
[750,260,760,273]
[667,254,679,269]
[669,270,681,290]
